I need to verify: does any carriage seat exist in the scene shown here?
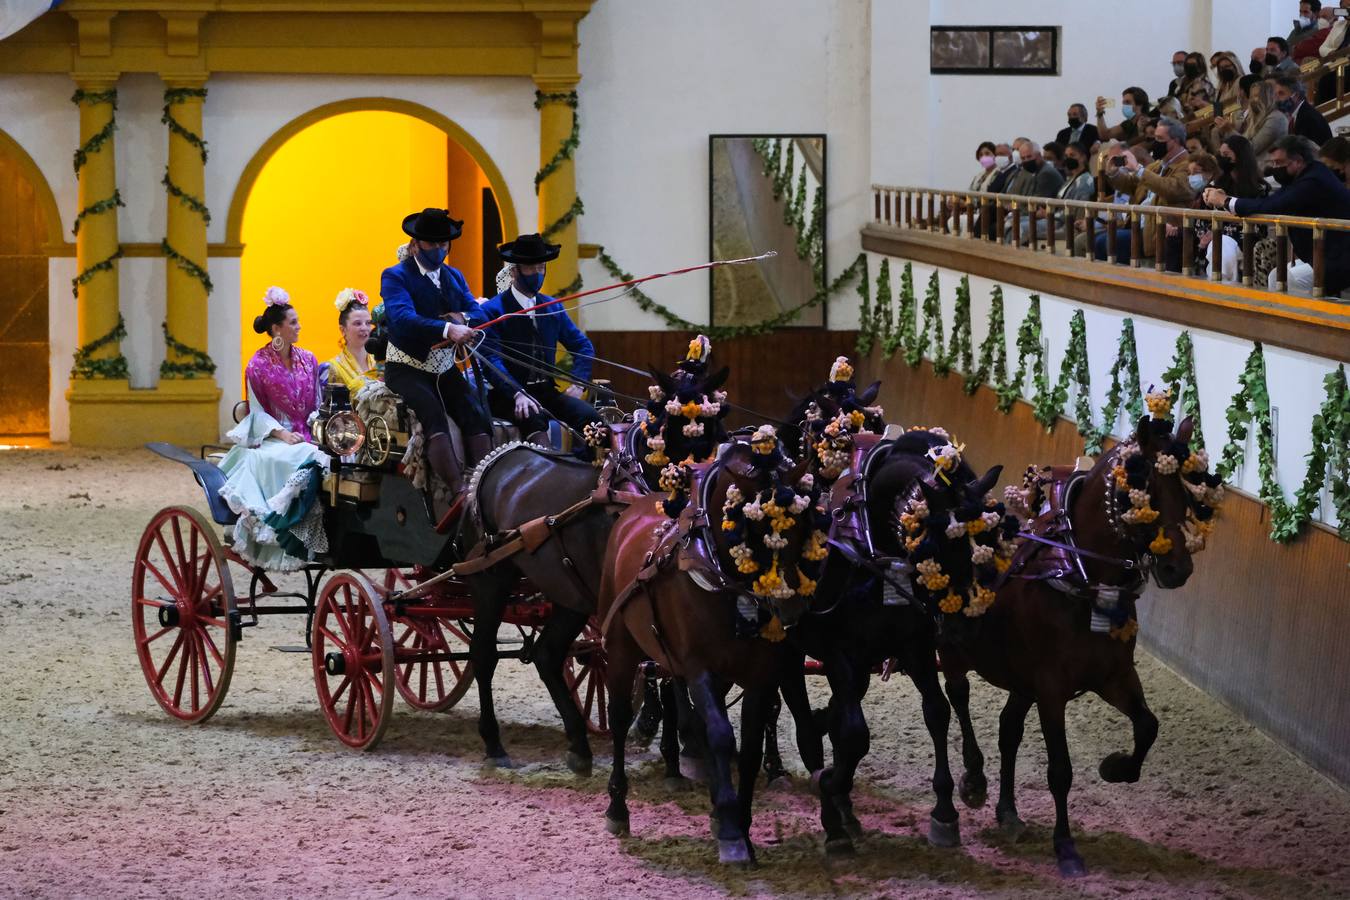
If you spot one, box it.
[145,442,238,526]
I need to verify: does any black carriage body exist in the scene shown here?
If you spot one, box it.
[320,466,458,570]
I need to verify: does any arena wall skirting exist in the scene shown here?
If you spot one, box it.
[862,350,1350,789]
[588,330,861,430]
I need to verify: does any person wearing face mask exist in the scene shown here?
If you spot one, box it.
[1055,104,1099,149]
[1162,153,1223,275]
[968,141,1000,192]
[1096,87,1149,143]
[1204,135,1350,295]
[381,207,494,525]
[1273,75,1333,144]
[1024,141,1096,245]
[1288,0,1324,46]
[1164,50,1187,102]
[1255,36,1300,76]
[1098,117,1192,264]
[1004,139,1064,199]
[1318,135,1350,185]
[1209,53,1245,112]
[477,233,602,445]
[978,142,1021,238]
[1178,52,1216,114]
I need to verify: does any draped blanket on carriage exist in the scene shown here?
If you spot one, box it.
[217,346,332,571]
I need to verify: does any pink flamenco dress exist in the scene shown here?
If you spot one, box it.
[216,342,331,571]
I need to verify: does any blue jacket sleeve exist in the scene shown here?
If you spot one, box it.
[380,267,446,346]
[1233,177,1318,218]
[556,311,594,383]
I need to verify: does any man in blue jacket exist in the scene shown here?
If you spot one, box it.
[380,207,493,519]
[477,233,602,444]
[1204,135,1350,296]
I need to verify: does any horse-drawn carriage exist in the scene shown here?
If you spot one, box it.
[132,383,614,750]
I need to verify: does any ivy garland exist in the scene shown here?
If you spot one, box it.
[894,262,919,364]
[163,170,212,224]
[533,90,579,194]
[160,322,217,379]
[963,284,1007,396]
[71,314,129,380]
[71,190,125,236]
[872,258,894,354]
[161,239,214,294]
[1161,331,1204,450]
[922,271,949,376]
[71,248,125,300]
[1084,317,1144,455]
[1039,309,1092,433]
[542,195,585,242]
[71,88,118,174]
[946,274,973,379]
[161,87,209,163]
[996,295,1048,414]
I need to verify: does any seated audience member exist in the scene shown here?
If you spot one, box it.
[968,141,1000,191]
[1315,0,1350,58]
[1025,141,1096,244]
[1041,141,1066,175]
[1211,52,1245,110]
[1178,52,1217,113]
[1226,79,1290,161]
[1274,75,1333,144]
[1203,134,1350,295]
[327,288,381,395]
[1258,36,1301,76]
[1098,117,1192,264]
[1186,135,1208,157]
[1163,153,1222,274]
[1319,134,1350,184]
[1207,134,1274,283]
[978,142,1020,238]
[1095,87,1150,143]
[1289,0,1324,46]
[1164,51,1188,103]
[1004,139,1065,198]
[1072,141,1131,257]
[1056,104,1100,148]
[1293,3,1338,59]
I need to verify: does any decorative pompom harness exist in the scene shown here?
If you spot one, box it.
[641,335,729,468]
[893,430,1020,618]
[806,356,886,482]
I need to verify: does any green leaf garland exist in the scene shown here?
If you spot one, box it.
[533,90,579,194]
[1084,317,1143,455]
[161,86,209,164]
[159,321,217,379]
[71,314,129,380]
[947,275,973,378]
[872,258,894,356]
[1038,309,1092,433]
[1160,331,1204,450]
[963,285,1007,396]
[162,239,214,294]
[997,295,1048,414]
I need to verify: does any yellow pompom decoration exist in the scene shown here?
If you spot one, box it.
[680,401,702,419]
[994,555,1011,573]
[905,535,923,553]
[848,410,866,430]
[938,592,963,614]
[645,449,668,466]
[737,557,759,574]
[1133,506,1160,524]
[1145,388,1173,420]
[966,518,987,535]
[721,519,736,531]
[965,584,997,616]
[796,568,818,597]
[753,564,784,597]
[829,356,854,382]
[1148,527,1173,556]
[802,531,829,562]
[760,614,786,642]
[1110,618,1140,642]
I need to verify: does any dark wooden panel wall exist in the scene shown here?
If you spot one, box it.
[862,350,1350,787]
[588,330,860,430]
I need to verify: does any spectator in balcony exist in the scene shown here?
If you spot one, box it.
[1095,87,1150,144]
[1274,74,1333,144]
[1203,134,1350,295]
[1319,134,1350,184]
[1163,152,1222,275]
[1314,1,1350,58]
[968,141,1000,191]
[1179,53,1216,111]
[1056,104,1099,149]
[1098,117,1192,264]
[978,142,1020,238]
[1293,4,1338,60]
[1004,140,1064,198]
[1214,79,1289,161]
[1211,52,1245,111]
[1164,50,1188,103]
[1288,0,1324,46]
[1024,140,1098,246]
[1256,37,1300,76]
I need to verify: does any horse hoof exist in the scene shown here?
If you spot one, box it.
[717,838,752,865]
[663,775,691,792]
[832,796,864,841]
[808,768,828,798]
[679,754,708,783]
[604,815,630,837]
[959,772,988,809]
[824,836,856,857]
[928,814,961,848]
[1055,841,1087,878]
[998,813,1027,842]
[564,751,593,777]
[483,754,516,770]
[1098,751,1141,784]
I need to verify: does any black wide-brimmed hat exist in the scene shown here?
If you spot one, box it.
[498,233,561,265]
[402,207,463,243]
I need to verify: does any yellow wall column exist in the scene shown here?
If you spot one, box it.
[71,75,123,374]
[162,77,212,374]
[534,76,580,300]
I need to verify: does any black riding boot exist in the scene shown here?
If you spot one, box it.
[465,432,493,468]
[426,432,467,531]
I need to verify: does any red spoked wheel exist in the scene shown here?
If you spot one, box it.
[312,572,395,750]
[384,568,476,712]
[563,618,609,735]
[132,506,238,724]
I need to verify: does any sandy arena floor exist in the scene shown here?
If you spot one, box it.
[1,447,1348,899]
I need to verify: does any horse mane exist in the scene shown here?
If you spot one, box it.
[466,440,591,523]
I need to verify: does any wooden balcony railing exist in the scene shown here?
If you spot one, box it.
[869,185,1350,300]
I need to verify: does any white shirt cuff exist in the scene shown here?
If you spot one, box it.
[442,322,452,339]
[1227,198,1237,214]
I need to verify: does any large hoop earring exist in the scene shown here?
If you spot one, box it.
[271,333,285,353]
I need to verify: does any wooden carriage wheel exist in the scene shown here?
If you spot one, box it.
[563,618,609,735]
[311,573,395,750]
[384,568,475,712]
[131,506,238,724]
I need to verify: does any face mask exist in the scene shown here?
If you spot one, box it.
[1250,58,1264,74]
[1122,103,1136,119]
[515,271,546,295]
[1184,63,1201,78]
[1218,66,1237,82]
[1022,159,1041,173]
[1297,15,1312,27]
[1068,116,1082,128]
[1266,165,1294,186]
[416,245,447,269]
[1011,149,1022,164]
[1151,140,1169,160]
[1219,155,1236,173]
[978,154,996,169]
[1064,157,1081,171]
[1173,61,1186,77]
[994,154,1011,168]
[1265,52,1280,66]
[1188,173,1208,190]
[1277,96,1298,113]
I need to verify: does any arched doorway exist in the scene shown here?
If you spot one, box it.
[230,100,516,375]
[0,131,61,439]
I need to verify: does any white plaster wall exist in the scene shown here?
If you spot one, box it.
[0,74,78,236]
[47,257,77,443]
[874,253,1344,532]
[576,0,871,331]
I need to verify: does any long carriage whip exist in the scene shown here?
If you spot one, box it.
[430,250,778,350]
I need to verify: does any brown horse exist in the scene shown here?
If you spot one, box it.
[598,435,814,863]
[939,414,1216,876]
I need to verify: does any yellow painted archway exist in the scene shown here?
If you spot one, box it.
[228,98,519,374]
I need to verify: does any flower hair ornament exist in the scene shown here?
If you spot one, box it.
[334,287,369,314]
[716,428,829,642]
[264,286,290,307]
